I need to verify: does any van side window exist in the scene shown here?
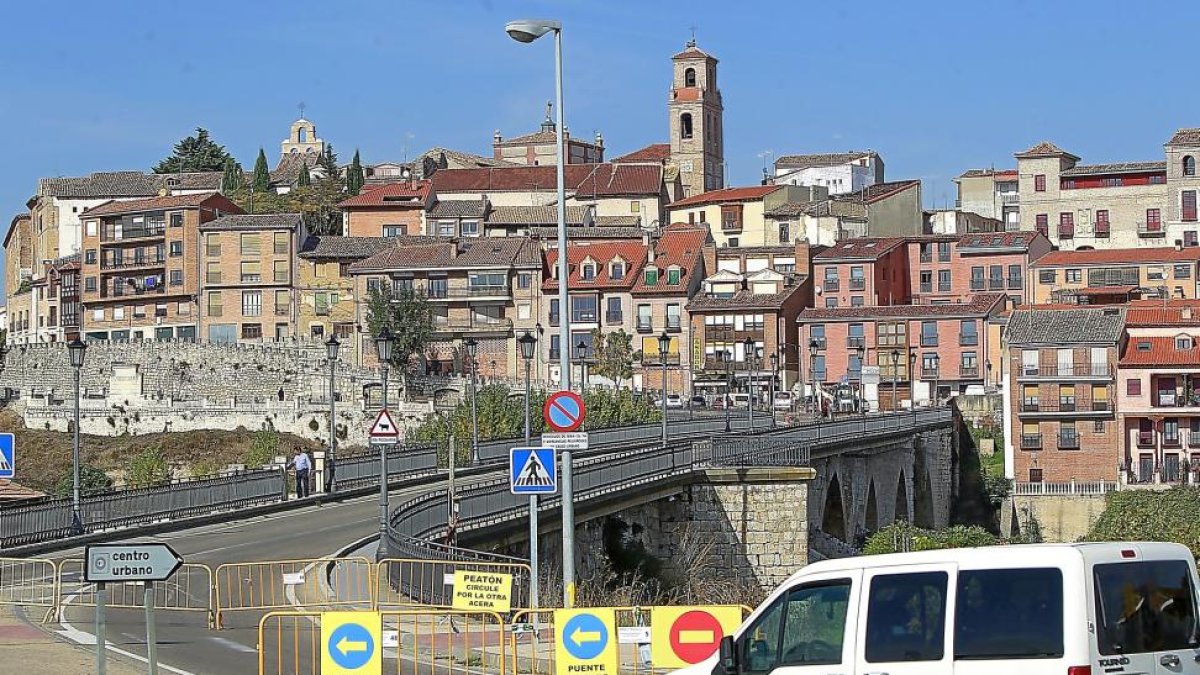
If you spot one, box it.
[740,580,851,671]
[865,571,947,663]
[954,568,1064,659]
[1095,560,1199,655]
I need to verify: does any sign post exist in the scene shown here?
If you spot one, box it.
[0,433,14,479]
[543,391,585,607]
[511,447,557,617]
[85,543,183,675]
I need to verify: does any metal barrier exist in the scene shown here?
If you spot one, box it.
[0,557,58,622]
[214,557,373,628]
[56,558,216,627]
[334,443,439,490]
[258,609,508,675]
[374,558,533,610]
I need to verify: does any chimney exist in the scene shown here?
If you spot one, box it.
[1176,239,1184,251]
[643,230,655,265]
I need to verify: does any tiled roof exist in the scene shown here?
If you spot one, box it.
[421,146,515,169]
[543,241,648,291]
[687,285,803,311]
[633,225,709,294]
[763,202,814,217]
[299,236,409,260]
[1167,128,1200,146]
[956,231,1040,250]
[487,206,590,226]
[813,237,906,261]
[1031,247,1200,267]
[1121,337,1200,366]
[1126,300,1200,327]
[672,43,716,61]
[528,226,645,240]
[271,153,321,184]
[775,151,876,170]
[1061,161,1166,176]
[596,215,641,227]
[1014,141,1080,160]
[831,179,920,205]
[1005,306,1126,344]
[351,237,539,272]
[611,143,672,163]
[1064,285,1139,297]
[669,185,780,209]
[432,163,662,197]
[499,130,559,145]
[338,182,432,209]
[0,479,44,502]
[427,200,489,219]
[200,213,302,232]
[81,192,238,217]
[797,293,1005,322]
[38,171,223,199]
[957,168,1018,179]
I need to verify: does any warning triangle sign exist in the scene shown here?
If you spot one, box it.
[369,409,400,438]
[514,452,553,488]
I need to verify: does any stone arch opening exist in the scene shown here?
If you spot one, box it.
[914,465,935,528]
[864,481,879,533]
[684,67,697,87]
[821,474,846,541]
[894,471,909,522]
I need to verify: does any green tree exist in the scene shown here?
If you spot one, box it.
[297,163,312,188]
[221,158,245,192]
[590,329,634,388]
[154,127,234,174]
[318,144,340,179]
[1084,486,1200,556]
[346,150,365,195]
[252,148,271,192]
[54,464,112,498]
[863,521,999,555]
[245,429,280,467]
[365,286,435,399]
[126,447,171,487]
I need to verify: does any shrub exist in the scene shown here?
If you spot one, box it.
[1083,486,1200,556]
[245,429,280,467]
[863,521,999,555]
[126,447,171,487]
[54,464,112,498]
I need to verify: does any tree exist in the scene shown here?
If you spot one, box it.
[221,158,244,192]
[318,144,340,179]
[252,148,271,192]
[365,285,435,399]
[54,464,112,498]
[126,447,171,487]
[589,329,634,388]
[297,163,312,188]
[154,128,234,174]
[347,150,365,195]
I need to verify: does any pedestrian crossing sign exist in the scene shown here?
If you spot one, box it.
[510,447,557,495]
[0,433,13,479]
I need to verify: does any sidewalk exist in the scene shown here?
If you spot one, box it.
[0,605,144,675]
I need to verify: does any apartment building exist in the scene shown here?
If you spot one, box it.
[5,215,32,345]
[799,293,1005,411]
[199,214,301,342]
[43,255,81,341]
[954,169,1020,228]
[667,185,821,248]
[771,151,884,195]
[79,192,242,341]
[812,238,910,308]
[339,181,433,237]
[352,237,542,378]
[909,232,1051,306]
[296,236,400,346]
[1029,247,1200,305]
[1004,306,1124,486]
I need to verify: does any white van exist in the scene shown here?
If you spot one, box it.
[674,542,1200,675]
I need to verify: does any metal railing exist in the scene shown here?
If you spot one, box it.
[1013,481,1117,496]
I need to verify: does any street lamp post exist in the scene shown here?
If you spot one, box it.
[575,340,589,390]
[374,328,395,559]
[68,338,86,535]
[768,353,778,428]
[931,353,941,407]
[325,336,340,493]
[890,349,900,413]
[465,338,480,465]
[743,337,756,429]
[855,344,866,416]
[519,332,537,443]
[517,330,538,611]
[658,332,670,446]
[808,338,820,419]
[722,349,732,432]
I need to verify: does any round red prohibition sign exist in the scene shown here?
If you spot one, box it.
[669,610,726,664]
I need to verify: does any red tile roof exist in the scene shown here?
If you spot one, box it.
[1015,141,1079,161]
[633,225,709,294]
[813,237,906,261]
[668,185,780,209]
[1031,247,1200,267]
[672,44,716,61]
[611,143,672,164]
[543,241,648,291]
[956,231,1041,249]
[337,181,432,209]
[0,479,44,502]
[1121,337,1200,366]
[1126,299,1200,327]
[432,164,662,197]
[797,293,1006,322]
[833,180,920,205]
[80,192,241,218]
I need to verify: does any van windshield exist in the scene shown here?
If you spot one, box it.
[954,567,1063,659]
[1094,559,1198,655]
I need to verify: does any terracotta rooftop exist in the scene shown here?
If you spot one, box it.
[1167,128,1200,146]
[687,285,804,312]
[957,168,1018,179]
[1126,299,1200,327]
[831,179,920,205]
[487,206,590,226]
[432,163,662,197]
[672,42,717,61]
[1015,141,1080,161]
[299,236,418,260]
[669,185,780,209]
[1060,161,1166,176]
[337,181,432,209]
[1006,306,1126,345]
[611,143,672,164]
[1031,247,1200,267]
[775,151,877,170]
[0,479,45,502]
[797,293,1005,322]
[352,237,540,272]
[813,237,906,261]
[956,231,1041,250]
[1121,336,1200,367]
[633,225,709,295]
[543,241,648,291]
[199,213,302,232]
[81,192,240,218]
[37,171,222,199]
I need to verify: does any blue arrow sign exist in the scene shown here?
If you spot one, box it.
[510,447,557,495]
[562,612,610,660]
[0,433,13,479]
[328,622,375,670]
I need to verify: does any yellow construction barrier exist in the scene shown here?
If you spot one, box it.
[0,557,58,623]
[56,558,216,627]
[258,608,508,675]
[373,558,532,611]
[214,557,372,628]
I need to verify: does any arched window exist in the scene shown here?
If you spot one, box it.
[680,113,693,140]
[1185,155,1196,177]
[684,67,696,87]
[298,127,308,143]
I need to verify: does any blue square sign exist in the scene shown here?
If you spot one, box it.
[0,433,14,479]
[510,447,557,495]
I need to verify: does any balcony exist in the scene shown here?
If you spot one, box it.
[823,279,840,292]
[988,278,1004,290]
[1058,227,1074,240]
[666,318,682,333]
[702,358,761,372]
[433,317,513,335]
[920,282,933,294]
[101,225,166,242]
[1020,398,1111,415]
[1057,434,1080,450]
[636,319,653,333]
[920,252,932,264]
[100,285,167,299]
[1152,387,1200,408]
[1000,193,1019,204]
[721,220,742,233]
[641,353,682,367]
[571,311,599,324]
[1020,434,1042,449]
[959,365,980,378]
[810,337,827,349]
[1138,221,1166,237]
[959,334,978,346]
[1008,276,1023,290]
[422,286,512,299]
[1019,363,1112,379]
[1095,225,1110,238]
[101,256,166,271]
[847,336,866,349]
[849,278,866,291]
[605,311,624,325]
[970,279,985,291]
[921,366,940,379]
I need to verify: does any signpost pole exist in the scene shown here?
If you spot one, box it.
[448,436,456,531]
[144,582,159,675]
[561,449,575,608]
[95,582,107,675]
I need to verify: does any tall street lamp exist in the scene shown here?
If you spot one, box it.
[768,353,778,428]
[808,338,820,417]
[374,328,395,559]
[722,349,733,432]
[519,332,538,443]
[658,332,671,446]
[517,329,539,613]
[465,338,480,465]
[930,353,941,407]
[743,337,756,429]
[890,348,900,413]
[68,337,86,535]
[324,335,340,493]
[855,344,866,416]
[575,340,589,390]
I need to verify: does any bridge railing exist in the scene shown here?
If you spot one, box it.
[333,443,439,490]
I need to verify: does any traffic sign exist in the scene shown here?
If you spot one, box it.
[543,391,586,432]
[0,433,12,479]
[510,447,557,495]
[450,570,513,612]
[555,608,617,675]
[368,409,399,441]
[541,432,589,451]
[651,606,743,668]
[85,543,183,583]
[322,611,381,675]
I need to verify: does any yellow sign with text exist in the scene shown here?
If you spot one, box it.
[450,570,513,612]
[555,608,618,675]
[321,611,382,675]
[651,605,743,669]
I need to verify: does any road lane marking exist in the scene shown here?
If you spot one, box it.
[208,636,257,654]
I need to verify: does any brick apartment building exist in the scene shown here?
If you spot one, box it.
[907,232,1051,306]
[812,238,910,308]
[1030,246,1200,305]
[296,236,400,346]
[339,181,432,238]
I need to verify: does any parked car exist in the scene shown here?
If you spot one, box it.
[711,395,731,409]
[772,391,793,411]
[689,395,707,408]
[664,394,683,409]
[730,393,750,408]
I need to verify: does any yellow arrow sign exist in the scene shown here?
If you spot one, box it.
[571,627,603,646]
[337,637,369,655]
[678,629,715,644]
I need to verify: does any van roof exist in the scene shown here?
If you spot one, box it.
[794,542,1191,583]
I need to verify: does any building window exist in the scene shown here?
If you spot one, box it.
[727,237,738,247]
[438,221,455,237]
[851,296,864,307]
[938,269,951,292]
[1127,378,1142,396]
[1146,208,1162,231]
[1058,212,1074,238]
[825,297,838,308]
[1186,156,1196,177]
[242,290,262,317]
[684,67,696,87]
[206,233,221,257]
[1175,264,1192,280]
[680,113,693,140]
[275,290,289,316]
[274,260,288,283]
[242,323,262,339]
[382,225,405,237]
[206,262,221,285]
[921,321,938,347]
[645,268,659,285]
[1035,214,1049,237]
[460,220,479,236]
[1038,269,1055,284]
[169,241,183,257]
[581,262,595,281]
[240,261,261,283]
[610,261,625,280]
[207,292,222,317]
[1187,231,1199,247]
[518,273,532,289]
[1034,174,1046,192]
[778,222,790,243]
[85,249,97,264]
[1184,191,1198,222]
[667,266,681,285]
[1065,269,1082,283]
[937,241,951,262]
[170,270,183,286]
[637,304,652,331]
[240,233,261,256]
[959,320,978,346]
[1094,210,1110,237]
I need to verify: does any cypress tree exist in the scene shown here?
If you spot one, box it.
[297,163,312,188]
[252,148,271,192]
[347,150,365,195]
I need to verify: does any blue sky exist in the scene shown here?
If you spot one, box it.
[3,0,1199,265]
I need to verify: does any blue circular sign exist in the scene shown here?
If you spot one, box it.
[328,623,375,670]
[562,613,609,660]
[544,391,585,432]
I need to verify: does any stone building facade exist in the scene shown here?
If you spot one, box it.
[296,236,400,348]
[669,40,725,197]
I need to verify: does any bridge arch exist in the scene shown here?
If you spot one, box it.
[913,463,935,528]
[864,480,879,534]
[894,471,910,522]
[821,474,847,540]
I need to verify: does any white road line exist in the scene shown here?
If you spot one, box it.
[207,636,257,654]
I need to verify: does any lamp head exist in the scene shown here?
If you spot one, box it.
[518,331,537,361]
[657,332,671,354]
[505,19,561,43]
[808,338,819,356]
[464,338,478,358]
[68,337,87,369]
[325,335,340,360]
[374,327,394,362]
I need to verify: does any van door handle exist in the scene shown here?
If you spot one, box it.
[1161,653,1181,667]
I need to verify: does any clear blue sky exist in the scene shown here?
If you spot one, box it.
[3,0,1199,276]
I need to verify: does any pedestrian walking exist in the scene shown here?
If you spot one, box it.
[287,446,312,498]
